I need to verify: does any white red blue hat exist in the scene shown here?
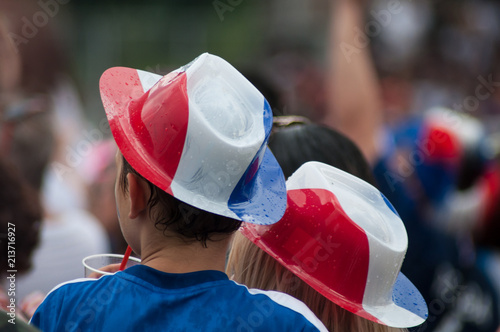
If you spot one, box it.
[99,53,286,225]
[240,161,428,327]
[415,107,490,204]
[419,107,487,164]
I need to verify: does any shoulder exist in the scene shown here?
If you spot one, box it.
[229,282,328,332]
[30,277,100,327]
[34,277,100,307]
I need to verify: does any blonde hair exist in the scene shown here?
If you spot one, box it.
[227,232,407,332]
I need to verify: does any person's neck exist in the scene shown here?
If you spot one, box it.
[138,232,231,274]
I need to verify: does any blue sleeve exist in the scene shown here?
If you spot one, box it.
[30,290,62,331]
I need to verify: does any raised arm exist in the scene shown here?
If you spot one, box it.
[0,19,21,102]
[322,0,383,164]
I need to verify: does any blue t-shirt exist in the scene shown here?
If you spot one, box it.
[31,265,327,332]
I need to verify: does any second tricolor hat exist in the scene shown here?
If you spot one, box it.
[241,161,428,328]
[99,53,286,225]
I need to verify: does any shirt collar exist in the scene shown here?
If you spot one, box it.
[120,264,229,289]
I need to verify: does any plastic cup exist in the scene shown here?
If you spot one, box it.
[82,253,141,277]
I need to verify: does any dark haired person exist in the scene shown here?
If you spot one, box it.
[31,53,328,331]
[0,157,42,322]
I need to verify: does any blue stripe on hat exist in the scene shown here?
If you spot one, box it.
[262,99,273,138]
[227,100,286,225]
[392,273,428,320]
[381,192,400,218]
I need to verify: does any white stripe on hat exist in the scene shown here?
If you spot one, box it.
[364,302,426,327]
[137,70,163,93]
[170,54,267,219]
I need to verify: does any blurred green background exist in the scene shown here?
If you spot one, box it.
[30,0,328,124]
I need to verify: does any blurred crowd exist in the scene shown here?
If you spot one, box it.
[0,0,499,331]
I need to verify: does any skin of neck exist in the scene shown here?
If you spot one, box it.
[138,223,233,274]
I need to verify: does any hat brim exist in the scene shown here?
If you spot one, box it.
[227,147,287,225]
[100,66,170,192]
[100,65,286,225]
[366,272,428,327]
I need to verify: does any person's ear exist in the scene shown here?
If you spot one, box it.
[126,173,148,219]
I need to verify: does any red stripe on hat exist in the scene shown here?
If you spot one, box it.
[260,188,370,313]
[131,71,189,194]
[100,68,145,119]
[104,69,189,195]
